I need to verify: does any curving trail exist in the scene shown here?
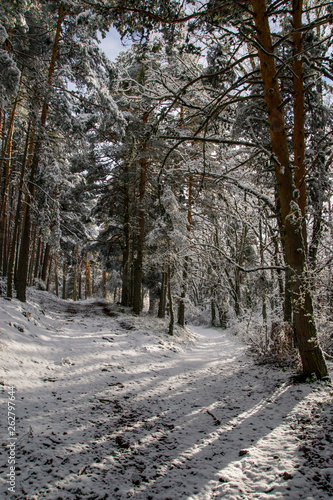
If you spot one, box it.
[0,290,332,499]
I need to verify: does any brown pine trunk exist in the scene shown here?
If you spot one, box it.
[6,123,32,297]
[28,225,37,287]
[250,0,328,378]
[158,270,168,319]
[73,245,78,301]
[41,243,50,282]
[121,165,132,307]
[0,73,23,271]
[91,262,95,296]
[178,175,193,327]
[167,265,174,336]
[16,2,65,302]
[54,256,59,297]
[34,235,41,280]
[78,258,82,300]
[103,269,107,299]
[62,262,67,300]
[46,254,53,291]
[85,253,91,299]
[133,113,148,315]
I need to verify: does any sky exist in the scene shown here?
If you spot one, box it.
[98,27,130,61]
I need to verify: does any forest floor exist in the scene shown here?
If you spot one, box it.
[0,288,333,500]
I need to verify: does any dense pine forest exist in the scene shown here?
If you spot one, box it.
[1,0,333,380]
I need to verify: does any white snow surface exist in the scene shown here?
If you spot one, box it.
[0,289,332,500]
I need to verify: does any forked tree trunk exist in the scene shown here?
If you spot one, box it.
[250,0,328,378]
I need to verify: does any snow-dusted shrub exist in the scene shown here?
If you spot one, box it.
[32,278,47,291]
[248,321,299,367]
[317,319,333,359]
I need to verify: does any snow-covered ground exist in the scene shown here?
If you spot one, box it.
[0,289,332,500]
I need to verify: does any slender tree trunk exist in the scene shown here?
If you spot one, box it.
[250,0,328,378]
[54,256,59,297]
[33,235,41,280]
[78,258,82,300]
[46,254,53,291]
[167,265,174,336]
[62,262,67,300]
[121,166,132,306]
[0,73,23,271]
[103,269,107,299]
[259,212,267,326]
[16,2,65,302]
[211,299,216,326]
[133,112,148,314]
[158,270,168,319]
[73,245,78,301]
[28,225,37,287]
[41,243,50,283]
[92,262,95,296]
[7,124,32,297]
[178,175,192,327]
[85,253,91,299]
[38,242,45,279]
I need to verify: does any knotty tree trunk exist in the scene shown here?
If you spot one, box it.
[250,0,328,378]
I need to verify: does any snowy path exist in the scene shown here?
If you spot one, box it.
[0,291,332,499]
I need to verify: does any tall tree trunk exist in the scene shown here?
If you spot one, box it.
[167,265,174,336]
[54,256,59,297]
[158,270,168,319]
[0,72,23,272]
[78,257,82,300]
[7,122,32,297]
[33,235,41,280]
[92,261,95,296]
[103,269,107,299]
[73,245,78,301]
[85,253,91,299]
[178,175,192,327]
[16,2,65,301]
[28,225,37,287]
[41,243,50,282]
[133,112,148,315]
[121,165,132,306]
[62,262,67,300]
[46,254,53,291]
[250,0,328,378]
